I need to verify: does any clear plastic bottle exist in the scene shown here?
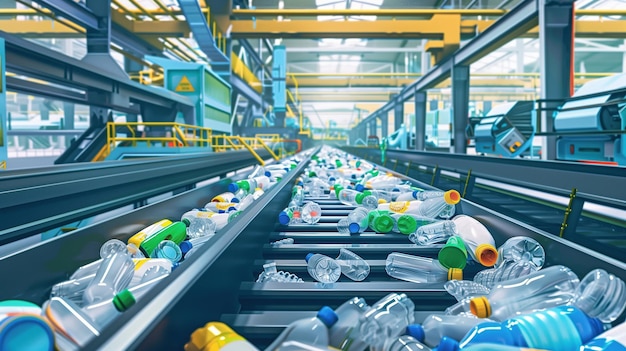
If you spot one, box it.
[69,259,103,281]
[186,322,260,351]
[270,238,295,247]
[409,220,456,245]
[441,305,605,351]
[43,296,100,347]
[337,217,351,234]
[329,297,370,351]
[472,259,537,289]
[204,202,238,213]
[301,202,322,224]
[264,306,339,351]
[452,215,498,267]
[256,262,304,283]
[99,239,128,258]
[338,188,378,209]
[127,270,170,301]
[443,280,490,302]
[581,320,626,351]
[305,253,341,284]
[572,268,626,323]
[278,206,302,225]
[383,335,431,351]
[82,249,134,305]
[385,190,460,218]
[51,273,97,305]
[385,252,462,284]
[391,214,439,236]
[358,293,416,348]
[181,210,218,239]
[347,207,370,234]
[468,265,580,321]
[151,240,183,263]
[408,314,487,347]
[211,192,237,203]
[394,190,421,202]
[129,258,172,286]
[336,248,370,281]
[495,236,545,269]
[81,289,136,329]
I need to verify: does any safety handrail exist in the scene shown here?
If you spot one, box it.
[0,161,6,170]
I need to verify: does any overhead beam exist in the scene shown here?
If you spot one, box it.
[231,8,508,16]
[31,0,98,30]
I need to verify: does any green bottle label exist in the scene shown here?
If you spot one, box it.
[139,221,187,257]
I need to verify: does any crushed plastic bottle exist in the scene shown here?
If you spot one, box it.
[256,262,304,283]
[472,259,538,289]
[336,248,370,281]
[358,293,416,348]
[443,280,490,302]
[270,238,295,247]
[409,220,456,245]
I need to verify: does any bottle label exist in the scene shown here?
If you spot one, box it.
[389,201,410,213]
[195,211,218,218]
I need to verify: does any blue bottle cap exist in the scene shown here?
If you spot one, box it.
[265,171,272,177]
[228,206,237,212]
[218,210,225,214]
[437,336,460,351]
[297,181,304,186]
[392,188,400,192]
[412,190,420,199]
[305,253,315,262]
[179,240,193,254]
[351,174,357,179]
[355,184,365,192]
[231,198,240,203]
[406,324,425,343]
[228,183,239,193]
[329,177,336,181]
[582,339,626,351]
[0,315,55,351]
[348,223,361,234]
[316,306,339,328]
[278,211,291,225]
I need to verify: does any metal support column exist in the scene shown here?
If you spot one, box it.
[483,100,492,114]
[0,39,6,169]
[429,100,438,112]
[381,112,388,138]
[451,64,469,154]
[272,45,286,128]
[63,102,75,129]
[394,100,404,132]
[369,119,377,138]
[539,0,574,160]
[83,0,127,80]
[415,91,427,151]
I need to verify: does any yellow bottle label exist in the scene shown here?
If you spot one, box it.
[212,203,234,211]
[132,258,150,271]
[389,201,410,213]
[196,211,218,219]
[128,219,172,247]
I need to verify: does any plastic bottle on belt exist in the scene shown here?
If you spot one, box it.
[358,293,416,348]
[336,248,370,281]
[443,280,490,302]
[409,220,457,246]
[439,306,605,351]
[127,219,173,248]
[138,221,188,257]
[368,210,395,233]
[328,297,370,351]
[451,215,498,267]
[305,253,341,284]
[495,236,545,269]
[264,306,339,351]
[383,335,432,351]
[407,313,488,348]
[437,236,468,269]
[180,210,218,239]
[581,320,626,351]
[81,289,136,329]
[571,268,626,323]
[301,201,322,224]
[82,246,134,305]
[185,322,260,351]
[382,190,460,218]
[391,213,439,235]
[386,252,462,284]
[472,259,538,289]
[337,187,378,210]
[347,207,370,234]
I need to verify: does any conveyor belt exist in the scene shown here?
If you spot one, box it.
[0,147,625,350]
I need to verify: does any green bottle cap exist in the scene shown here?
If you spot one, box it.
[396,215,418,235]
[438,236,468,269]
[139,221,187,257]
[334,185,344,198]
[113,289,136,312]
[355,193,366,205]
[239,180,251,192]
[309,171,317,177]
[335,159,343,168]
[372,213,394,233]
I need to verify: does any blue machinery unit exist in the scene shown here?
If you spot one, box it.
[554,73,626,165]
[474,101,536,157]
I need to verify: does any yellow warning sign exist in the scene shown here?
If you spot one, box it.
[175,75,195,92]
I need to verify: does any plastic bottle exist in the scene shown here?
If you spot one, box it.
[468,265,580,321]
[270,238,295,247]
[181,210,218,239]
[328,297,369,351]
[276,341,335,351]
[125,271,170,301]
[394,190,422,202]
[386,252,462,284]
[383,335,432,351]
[358,293,416,348]
[409,220,456,245]
[384,190,460,218]
[69,259,103,281]
[256,262,304,283]
[336,248,370,281]
[472,259,537,289]
[139,221,187,257]
[437,236,468,269]
[99,239,128,258]
[408,314,487,347]
[305,253,341,284]
[495,236,545,269]
[278,206,302,225]
[182,235,214,259]
[368,210,395,233]
[347,207,370,234]
[301,202,323,224]
[443,280,490,302]
[43,296,100,347]
[572,268,626,323]
[264,306,339,351]
[129,258,172,286]
[441,306,605,351]
[50,273,97,305]
[337,217,351,235]
[82,249,134,305]
[81,289,136,329]
[211,192,237,203]
[461,344,551,351]
[151,240,183,263]
[338,188,378,209]
[185,322,260,351]
[127,219,173,248]
[0,312,55,351]
[391,214,439,235]
[203,202,238,213]
[452,215,498,267]
[581,320,626,351]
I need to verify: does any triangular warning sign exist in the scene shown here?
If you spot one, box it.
[175,75,195,92]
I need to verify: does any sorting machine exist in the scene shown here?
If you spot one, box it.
[0,147,625,350]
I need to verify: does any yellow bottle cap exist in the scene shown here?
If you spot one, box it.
[444,190,461,205]
[447,268,463,281]
[470,296,491,318]
[378,198,387,204]
[475,244,499,267]
[185,322,244,351]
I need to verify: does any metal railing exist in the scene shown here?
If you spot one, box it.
[231,52,263,93]
[211,135,281,165]
[0,160,5,169]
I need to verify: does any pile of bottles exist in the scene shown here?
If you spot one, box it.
[0,153,308,350]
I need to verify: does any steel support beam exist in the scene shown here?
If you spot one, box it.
[394,101,404,132]
[31,0,98,30]
[451,64,470,154]
[415,91,427,151]
[539,0,575,160]
[381,112,388,138]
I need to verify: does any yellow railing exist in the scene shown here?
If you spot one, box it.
[0,160,6,169]
[211,135,281,165]
[130,69,164,86]
[93,122,213,161]
[287,74,310,137]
